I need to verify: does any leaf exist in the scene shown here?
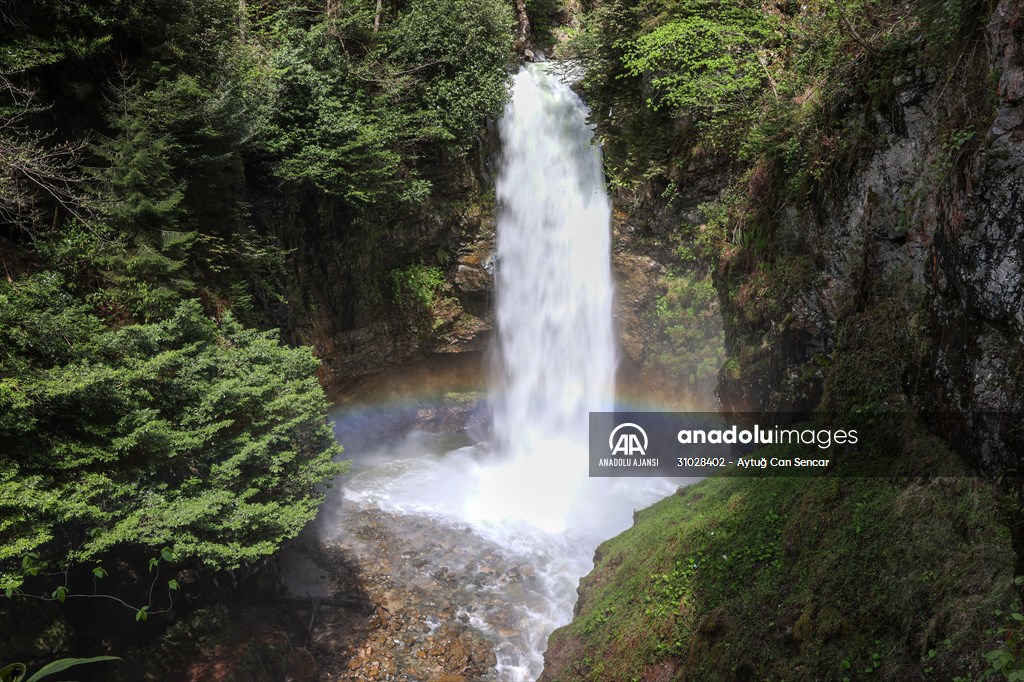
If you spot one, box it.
[160,547,173,562]
[0,662,27,682]
[135,606,148,622]
[51,586,67,603]
[167,579,179,591]
[148,557,159,574]
[92,566,107,579]
[1012,612,1024,622]
[24,657,120,682]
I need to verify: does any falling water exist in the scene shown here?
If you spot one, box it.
[470,63,616,532]
[320,63,679,682]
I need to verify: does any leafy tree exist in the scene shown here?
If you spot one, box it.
[620,1,779,116]
[0,273,343,593]
[387,0,513,147]
[260,0,511,204]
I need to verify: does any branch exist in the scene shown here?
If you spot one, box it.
[836,4,879,55]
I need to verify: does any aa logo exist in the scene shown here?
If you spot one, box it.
[609,423,648,457]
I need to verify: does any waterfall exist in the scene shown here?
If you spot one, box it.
[469,63,616,533]
[325,63,679,682]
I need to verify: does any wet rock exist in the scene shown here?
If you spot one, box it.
[289,507,507,681]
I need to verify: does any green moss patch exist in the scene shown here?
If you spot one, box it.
[544,438,1016,681]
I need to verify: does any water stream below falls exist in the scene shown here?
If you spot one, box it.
[312,64,680,681]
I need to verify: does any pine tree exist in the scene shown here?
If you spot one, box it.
[87,78,195,319]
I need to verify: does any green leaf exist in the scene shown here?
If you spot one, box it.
[148,558,159,574]
[92,566,107,579]
[160,547,173,562]
[51,586,67,603]
[0,662,27,682]
[135,606,148,622]
[24,657,120,682]
[167,579,179,591]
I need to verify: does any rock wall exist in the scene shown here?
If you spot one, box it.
[252,137,498,391]
[716,0,1024,472]
[609,157,732,407]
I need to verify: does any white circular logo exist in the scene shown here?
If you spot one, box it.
[608,423,648,457]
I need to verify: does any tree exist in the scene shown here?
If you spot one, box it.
[0,74,86,232]
[0,274,343,594]
[620,0,779,116]
[86,79,193,319]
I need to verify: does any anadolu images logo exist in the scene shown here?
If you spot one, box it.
[609,423,648,457]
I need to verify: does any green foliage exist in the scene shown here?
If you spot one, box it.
[88,81,185,237]
[0,273,343,590]
[82,74,195,321]
[390,264,446,309]
[620,2,778,116]
[0,656,120,682]
[388,0,513,146]
[546,436,1017,681]
[985,578,1024,681]
[571,0,991,191]
[651,268,724,393]
[262,10,411,204]
[260,0,511,203]
[0,0,515,614]
[0,0,510,637]
[525,0,564,46]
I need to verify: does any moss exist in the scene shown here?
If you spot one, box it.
[544,434,1017,681]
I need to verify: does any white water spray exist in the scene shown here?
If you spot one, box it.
[469,63,616,533]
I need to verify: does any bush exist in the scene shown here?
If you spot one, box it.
[0,274,343,591]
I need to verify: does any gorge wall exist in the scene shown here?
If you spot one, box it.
[253,140,498,391]
[714,0,1023,473]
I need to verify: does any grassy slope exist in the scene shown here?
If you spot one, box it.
[543,436,1017,681]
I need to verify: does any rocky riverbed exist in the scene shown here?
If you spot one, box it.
[280,503,552,681]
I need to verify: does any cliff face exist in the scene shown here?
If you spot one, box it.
[716,0,1023,472]
[253,139,498,390]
